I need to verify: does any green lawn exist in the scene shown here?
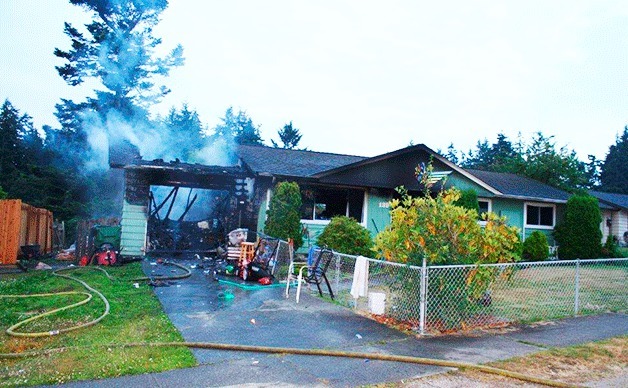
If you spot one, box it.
[0,263,196,386]
[490,263,628,323]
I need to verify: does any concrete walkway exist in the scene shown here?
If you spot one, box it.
[63,260,628,387]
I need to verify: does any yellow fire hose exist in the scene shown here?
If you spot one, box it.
[0,264,580,388]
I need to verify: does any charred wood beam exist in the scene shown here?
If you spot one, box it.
[150,186,178,219]
[177,193,198,222]
[163,186,179,221]
[148,191,161,221]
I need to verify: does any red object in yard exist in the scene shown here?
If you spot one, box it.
[92,243,117,266]
[258,277,272,286]
[79,255,89,266]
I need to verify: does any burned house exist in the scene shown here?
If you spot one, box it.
[113,142,577,257]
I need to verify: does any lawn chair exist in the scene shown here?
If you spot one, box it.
[285,244,316,298]
[289,247,336,303]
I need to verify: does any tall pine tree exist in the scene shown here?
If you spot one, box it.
[54,0,184,118]
[600,127,628,194]
[271,121,302,149]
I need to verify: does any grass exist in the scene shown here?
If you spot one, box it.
[0,263,196,386]
[490,264,628,323]
[325,259,627,333]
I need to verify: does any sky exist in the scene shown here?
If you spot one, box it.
[1,0,627,162]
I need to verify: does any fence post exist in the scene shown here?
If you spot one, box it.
[574,258,580,316]
[419,256,427,335]
[334,253,341,293]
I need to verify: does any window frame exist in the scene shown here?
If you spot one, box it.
[299,187,365,224]
[524,202,556,229]
[477,198,492,225]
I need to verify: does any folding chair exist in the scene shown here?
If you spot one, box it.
[285,244,316,299]
[293,247,335,303]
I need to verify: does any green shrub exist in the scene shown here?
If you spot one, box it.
[601,235,620,258]
[0,185,6,199]
[554,194,602,259]
[264,181,303,249]
[522,231,549,261]
[454,189,480,214]
[317,216,373,257]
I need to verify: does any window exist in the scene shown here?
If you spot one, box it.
[301,187,364,222]
[478,199,491,216]
[477,198,492,225]
[525,204,555,228]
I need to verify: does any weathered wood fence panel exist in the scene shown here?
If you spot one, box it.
[0,200,53,265]
[0,200,22,265]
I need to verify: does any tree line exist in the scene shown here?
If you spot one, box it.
[443,131,627,194]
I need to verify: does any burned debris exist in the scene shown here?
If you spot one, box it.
[123,158,254,255]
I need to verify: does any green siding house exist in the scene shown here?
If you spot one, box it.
[117,142,613,256]
[236,144,571,250]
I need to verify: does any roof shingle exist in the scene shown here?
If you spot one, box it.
[465,169,571,202]
[236,144,366,178]
[589,190,628,210]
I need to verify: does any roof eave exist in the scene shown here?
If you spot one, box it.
[496,194,568,204]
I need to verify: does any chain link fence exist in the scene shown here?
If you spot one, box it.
[277,248,627,334]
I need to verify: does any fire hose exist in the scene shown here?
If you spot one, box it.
[0,261,191,337]
[0,265,580,388]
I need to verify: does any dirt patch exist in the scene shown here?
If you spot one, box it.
[394,336,627,387]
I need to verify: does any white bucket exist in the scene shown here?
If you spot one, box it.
[368,292,386,315]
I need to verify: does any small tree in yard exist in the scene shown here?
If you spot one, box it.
[522,231,549,261]
[554,194,602,259]
[373,163,520,329]
[317,216,373,257]
[264,181,303,249]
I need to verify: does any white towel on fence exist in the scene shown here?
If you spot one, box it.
[350,256,369,299]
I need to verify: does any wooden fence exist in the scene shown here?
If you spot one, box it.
[0,199,53,265]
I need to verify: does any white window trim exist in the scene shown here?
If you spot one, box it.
[299,219,331,226]
[361,191,369,228]
[477,198,492,226]
[524,202,556,230]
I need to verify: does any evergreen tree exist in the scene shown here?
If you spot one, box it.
[271,121,302,149]
[600,127,628,194]
[163,104,206,161]
[521,133,587,191]
[554,194,602,259]
[463,132,588,192]
[54,0,184,118]
[445,143,459,164]
[212,107,263,145]
[0,100,25,180]
[264,181,303,249]
[462,133,523,172]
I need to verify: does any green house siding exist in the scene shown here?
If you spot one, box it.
[300,221,327,252]
[120,200,147,256]
[446,172,494,198]
[257,197,268,233]
[491,198,524,234]
[366,189,392,236]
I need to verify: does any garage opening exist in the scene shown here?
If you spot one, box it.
[147,186,232,253]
